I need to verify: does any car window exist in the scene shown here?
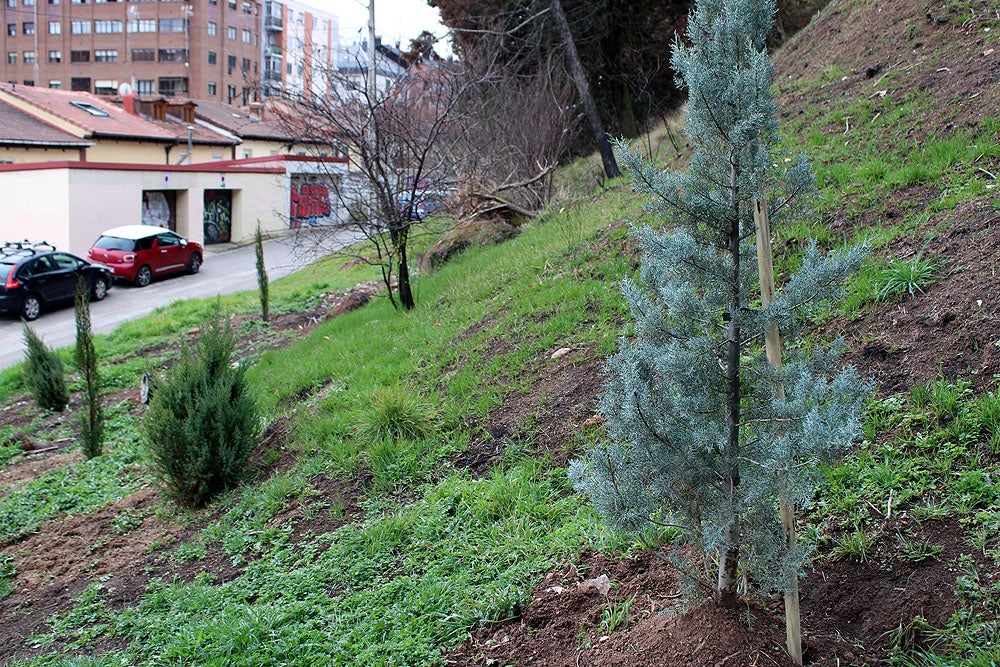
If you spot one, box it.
[19,256,54,277]
[156,233,180,247]
[94,236,137,252]
[136,237,155,251]
[50,254,82,271]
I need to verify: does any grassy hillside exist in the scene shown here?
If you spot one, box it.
[0,0,998,665]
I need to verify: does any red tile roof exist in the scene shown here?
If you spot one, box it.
[0,100,93,147]
[0,82,177,142]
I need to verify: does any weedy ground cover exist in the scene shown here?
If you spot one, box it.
[0,94,997,665]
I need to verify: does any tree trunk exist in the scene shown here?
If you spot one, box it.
[549,0,621,179]
[394,227,415,310]
[718,154,742,608]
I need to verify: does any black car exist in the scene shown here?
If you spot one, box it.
[0,242,113,321]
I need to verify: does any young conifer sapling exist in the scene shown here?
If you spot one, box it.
[569,0,870,661]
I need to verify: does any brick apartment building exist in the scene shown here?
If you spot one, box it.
[1,0,337,104]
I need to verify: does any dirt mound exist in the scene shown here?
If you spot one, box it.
[776,0,998,136]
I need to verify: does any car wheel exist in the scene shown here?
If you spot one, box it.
[21,294,42,321]
[188,253,202,275]
[92,277,109,301]
[134,265,152,288]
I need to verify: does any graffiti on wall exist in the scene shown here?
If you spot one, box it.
[289,176,334,228]
[142,191,176,230]
[203,190,232,244]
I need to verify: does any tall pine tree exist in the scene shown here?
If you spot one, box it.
[570,0,869,620]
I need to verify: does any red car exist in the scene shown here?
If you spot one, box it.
[88,226,203,287]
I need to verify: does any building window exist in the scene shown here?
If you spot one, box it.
[5,24,14,36]
[226,84,235,103]
[5,0,14,7]
[241,28,251,43]
[286,61,291,74]
[208,0,215,4]
[158,48,187,63]
[22,79,33,86]
[48,80,61,88]
[70,101,109,116]
[70,0,88,3]
[22,50,36,64]
[70,21,91,34]
[207,51,216,65]
[131,48,154,62]
[207,21,216,36]
[136,79,154,94]
[22,22,35,35]
[94,49,118,63]
[227,26,236,39]
[158,18,185,33]
[94,20,123,33]
[227,0,235,8]
[70,50,90,62]
[48,0,59,4]
[226,54,235,73]
[128,19,155,32]
[48,49,61,62]
[241,1,250,13]
[207,81,216,95]
[48,21,61,34]
[241,57,249,72]
[158,76,187,95]
[70,77,91,91]
[22,0,33,5]
[6,52,15,65]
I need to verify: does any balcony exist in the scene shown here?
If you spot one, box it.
[265,44,283,58]
[264,16,283,31]
[264,69,281,82]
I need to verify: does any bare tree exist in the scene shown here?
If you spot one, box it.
[274,53,475,310]
[269,11,585,309]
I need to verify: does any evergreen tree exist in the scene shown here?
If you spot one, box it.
[22,325,69,412]
[143,316,260,507]
[569,0,869,616]
[255,225,270,323]
[75,279,104,459]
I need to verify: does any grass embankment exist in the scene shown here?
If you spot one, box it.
[1,187,640,665]
[1,88,998,662]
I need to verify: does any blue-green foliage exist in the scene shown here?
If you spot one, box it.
[570,0,870,597]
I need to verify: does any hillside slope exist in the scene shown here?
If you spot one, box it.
[0,1,997,666]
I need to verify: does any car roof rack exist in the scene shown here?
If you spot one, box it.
[0,240,56,259]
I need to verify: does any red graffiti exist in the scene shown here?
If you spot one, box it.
[290,183,332,226]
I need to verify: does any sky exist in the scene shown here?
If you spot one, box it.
[313,0,451,55]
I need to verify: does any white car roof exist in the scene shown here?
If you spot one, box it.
[99,225,176,240]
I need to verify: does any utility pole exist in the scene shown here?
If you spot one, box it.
[366,0,376,102]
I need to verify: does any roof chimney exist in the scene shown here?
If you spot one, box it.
[123,92,137,116]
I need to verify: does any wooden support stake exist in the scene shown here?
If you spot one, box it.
[755,196,803,666]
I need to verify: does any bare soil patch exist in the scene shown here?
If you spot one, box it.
[822,196,1000,393]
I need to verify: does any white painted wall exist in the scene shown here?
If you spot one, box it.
[0,169,72,251]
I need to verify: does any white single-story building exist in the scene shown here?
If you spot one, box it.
[0,155,349,256]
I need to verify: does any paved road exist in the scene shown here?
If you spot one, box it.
[0,230,357,370]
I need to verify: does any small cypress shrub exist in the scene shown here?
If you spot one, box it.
[143,316,260,507]
[22,325,68,412]
[255,225,270,323]
[75,280,104,459]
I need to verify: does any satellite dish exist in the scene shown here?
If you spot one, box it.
[118,82,133,95]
